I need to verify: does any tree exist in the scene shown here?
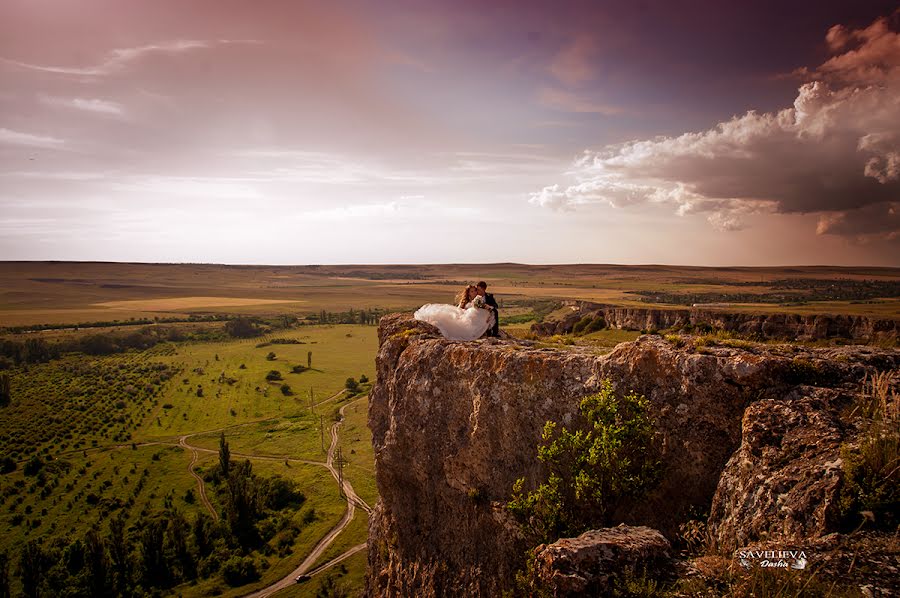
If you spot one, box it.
[107,513,131,595]
[84,530,109,597]
[265,370,282,381]
[0,550,10,598]
[280,383,293,396]
[0,373,9,406]
[225,317,260,338]
[138,518,169,588]
[165,509,195,581]
[18,540,45,598]
[221,555,259,586]
[508,380,659,544]
[219,431,231,478]
[23,455,42,476]
[344,378,360,394]
[359,374,369,384]
[192,513,216,558]
[224,460,261,546]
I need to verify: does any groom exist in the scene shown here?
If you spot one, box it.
[475,281,499,337]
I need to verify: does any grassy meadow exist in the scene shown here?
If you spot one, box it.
[0,322,378,597]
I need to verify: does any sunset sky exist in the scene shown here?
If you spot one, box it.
[1,0,898,265]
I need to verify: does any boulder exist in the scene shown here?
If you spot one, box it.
[530,526,673,596]
[708,387,851,549]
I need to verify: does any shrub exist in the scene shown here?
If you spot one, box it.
[221,555,259,586]
[359,374,369,384]
[839,370,899,531]
[584,315,606,334]
[265,352,276,361]
[265,370,282,382]
[280,384,293,396]
[345,378,360,393]
[571,315,593,335]
[224,317,261,338]
[507,379,660,544]
[23,456,43,476]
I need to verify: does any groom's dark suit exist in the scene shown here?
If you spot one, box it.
[484,292,499,337]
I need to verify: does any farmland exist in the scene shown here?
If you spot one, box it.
[3,262,900,329]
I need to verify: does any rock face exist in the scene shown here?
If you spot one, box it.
[367,313,899,597]
[530,526,672,596]
[531,300,899,343]
[708,387,851,549]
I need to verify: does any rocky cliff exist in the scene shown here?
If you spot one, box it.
[367,313,899,597]
[531,300,899,343]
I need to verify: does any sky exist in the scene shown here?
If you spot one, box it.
[0,0,898,266]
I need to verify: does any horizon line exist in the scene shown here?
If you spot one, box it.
[2,260,900,271]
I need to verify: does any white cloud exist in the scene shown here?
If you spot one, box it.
[531,13,900,240]
[0,128,66,149]
[111,176,262,200]
[2,39,260,77]
[39,95,125,116]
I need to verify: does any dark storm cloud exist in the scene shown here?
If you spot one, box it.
[532,11,900,241]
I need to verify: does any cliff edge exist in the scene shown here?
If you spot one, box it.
[366,313,899,597]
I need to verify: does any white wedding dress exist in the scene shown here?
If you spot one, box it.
[414,300,494,341]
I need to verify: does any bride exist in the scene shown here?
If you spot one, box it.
[414,285,495,341]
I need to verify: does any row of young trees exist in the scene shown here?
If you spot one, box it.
[0,327,190,367]
[3,435,308,597]
[314,309,383,325]
[7,508,220,597]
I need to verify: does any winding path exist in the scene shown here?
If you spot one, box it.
[239,394,371,597]
[179,434,218,520]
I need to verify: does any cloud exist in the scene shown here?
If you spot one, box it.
[2,39,259,76]
[531,13,900,241]
[0,128,66,149]
[815,202,899,241]
[39,95,125,116]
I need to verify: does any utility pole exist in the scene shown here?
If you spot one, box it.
[308,387,315,415]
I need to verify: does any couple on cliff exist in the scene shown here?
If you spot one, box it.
[414,281,500,341]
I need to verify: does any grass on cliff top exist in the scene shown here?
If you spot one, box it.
[507,327,641,354]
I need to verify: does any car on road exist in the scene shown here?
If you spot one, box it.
[295,575,310,583]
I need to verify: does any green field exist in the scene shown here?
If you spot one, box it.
[0,324,378,597]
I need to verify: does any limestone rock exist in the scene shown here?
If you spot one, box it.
[531,300,899,343]
[708,387,851,549]
[366,313,899,597]
[530,526,673,596]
